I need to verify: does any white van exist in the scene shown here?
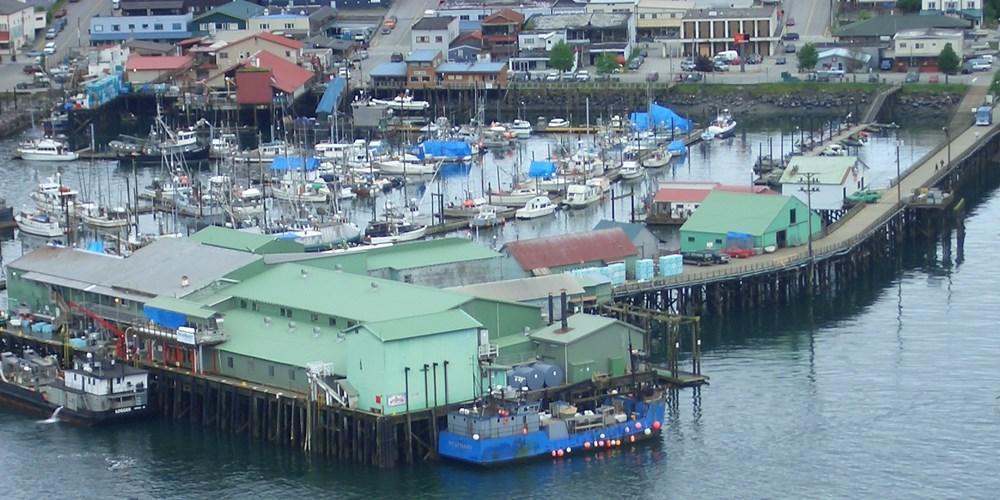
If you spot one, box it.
[715,50,739,62]
[43,41,56,55]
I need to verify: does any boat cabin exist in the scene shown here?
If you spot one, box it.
[64,358,148,397]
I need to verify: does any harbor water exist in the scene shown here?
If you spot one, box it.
[4,124,999,498]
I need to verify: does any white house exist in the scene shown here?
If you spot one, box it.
[0,0,39,54]
[248,11,311,37]
[922,0,983,28]
[411,15,459,57]
[778,156,866,211]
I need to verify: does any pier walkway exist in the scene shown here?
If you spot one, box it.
[614,106,1000,297]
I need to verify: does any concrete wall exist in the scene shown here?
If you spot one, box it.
[369,258,505,288]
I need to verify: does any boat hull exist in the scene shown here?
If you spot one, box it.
[367,227,426,245]
[18,151,79,161]
[439,400,665,465]
[0,382,152,426]
[515,206,555,219]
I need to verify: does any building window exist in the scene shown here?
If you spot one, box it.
[285,50,291,57]
[790,208,797,224]
[328,317,337,326]
[154,23,163,30]
[460,15,469,20]
[219,51,228,59]
[416,35,429,43]
[410,76,419,81]
[929,1,937,7]
[640,13,646,19]
[141,24,149,29]
[289,369,296,381]
[172,23,182,30]
[240,299,247,309]
[311,313,319,322]
[112,24,120,31]
[268,365,275,377]
[260,23,269,30]
[898,42,907,48]
[435,35,443,42]
[94,25,104,32]
[251,302,258,311]
[687,236,695,242]
[227,356,234,368]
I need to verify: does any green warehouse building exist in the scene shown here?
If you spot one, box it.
[679,191,823,253]
[530,314,646,383]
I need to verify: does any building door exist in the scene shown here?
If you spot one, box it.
[776,230,787,248]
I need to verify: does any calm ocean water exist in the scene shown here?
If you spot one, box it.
[4,125,997,499]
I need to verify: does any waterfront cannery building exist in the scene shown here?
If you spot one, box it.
[778,156,866,211]
[679,191,822,253]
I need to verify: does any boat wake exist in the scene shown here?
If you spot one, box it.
[37,406,63,424]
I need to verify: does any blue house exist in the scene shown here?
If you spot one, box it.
[90,14,193,44]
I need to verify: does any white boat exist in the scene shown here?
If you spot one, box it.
[700,130,715,142]
[820,143,847,156]
[642,150,671,168]
[534,176,573,193]
[272,177,331,203]
[81,205,129,229]
[315,142,354,161]
[336,186,357,200]
[515,196,556,219]
[235,142,291,163]
[16,138,79,161]
[620,160,643,181]
[547,118,570,129]
[706,109,736,138]
[563,183,602,209]
[487,187,540,207]
[510,119,533,138]
[14,211,64,237]
[371,93,431,111]
[232,187,265,219]
[586,176,612,194]
[444,198,488,218]
[30,178,79,213]
[377,159,439,175]
[365,219,427,245]
[210,133,238,157]
[469,206,499,228]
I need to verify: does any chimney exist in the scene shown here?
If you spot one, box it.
[180,275,190,288]
[559,289,568,331]
[547,293,554,326]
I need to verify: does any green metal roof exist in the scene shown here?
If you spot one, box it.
[359,309,481,342]
[217,309,343,368]
[779,157,857,185]
[194,0,264,22]
[530,314,642,345]
[219,264,472,322]
[364,238,500,271]
[190,226,301,254]
[680,191,793,236]
[495,333,534,349]
[144,296,217,319]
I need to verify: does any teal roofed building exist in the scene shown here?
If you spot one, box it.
[190,226,305,254]
[192,0,266,35]
[679,191,822,253]
[530,314,645,384]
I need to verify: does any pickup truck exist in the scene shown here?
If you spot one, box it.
[682,251,730,266]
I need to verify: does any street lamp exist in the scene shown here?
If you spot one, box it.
[895,139,902,204]
[799,172,819,262]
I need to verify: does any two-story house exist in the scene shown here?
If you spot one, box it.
[249,10,311,38]
[922,0,982,28]
[523,12,635,65]
[411,16,459,58]
[509,30,568,71]
[480,8,525,60]
[214,31,304,67]
[405,49,442,89]
[192,0,264,36]
[119,0,187,16]
[89,14,193,45]
[889,28,965,71]
[0,0,39,55]
[680,7,779,57]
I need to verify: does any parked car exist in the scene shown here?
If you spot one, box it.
[15,80,50,90]
[782,32,800,41]
[561,71,576,82]
[785,43,797,54]
[682,251,730,266]
[350,50,368,62]
[54,8,67,18]
[970,58,991,71]
[545,71,560,81]
[645,71,659,82]
[745,54,763,64]
[786,17,795,26]
[595,73,610,82]
[628,57,643,70]
[23,49,42,58]
[713,61,729,72]
[384,16,397,29]
[676,72,703,82]
[904,70,920,83]
[390,52,403,62]
[43,42,56,55]
[680,61,697,71]
[961,61,975,74]
[575,70,590,82]
[45,29,57,40]
[775,56,787,65]
[381,27,392,35]
[22,64,42,74]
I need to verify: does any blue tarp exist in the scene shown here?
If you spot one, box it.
[421,140,472,159]
[84,240,105,254]
[528,160,556,178]
[315,77,347,115]
[630,103,692,133]
[270,157,319,171]
[143,305,187,330]
[667,140,687,154]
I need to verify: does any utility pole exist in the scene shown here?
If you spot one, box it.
[799,172,819,268]
[895,139,902,205]
[942,126,950,167]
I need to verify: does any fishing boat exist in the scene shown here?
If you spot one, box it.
[444,197,488,219]
[515,196,556,219]
[14,210,64,237]
[30,178,78,213]
[706,109,736,138]
[510,119,533,138]
[535,176,573,193]
[377,159,439,176]
[586,176,612,194]
[547,118,570,129]
[272,177,331,204]
[234,141,292,163]
[641,150,670,169]
[487,187,540,207]
[231,187,265,220]
[365,217,427,245]
[81,205,129,230]
[438,390,665,465]
[619,160,643,181]
[563,183,602,209]
[16,137,79,161]
[371,92,431,111]
[0,350,151,425]
[209,132,239,157]
[469,206,500,228]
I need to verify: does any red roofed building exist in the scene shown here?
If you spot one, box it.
[649,183,776,226]
[502,228,638,276]
[124,54,194,84]
[232,50,314,103]
[481,8,525,60]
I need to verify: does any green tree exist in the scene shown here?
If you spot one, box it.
[938,43,960,74]
[596,53,619,74]
[549,41,574,72]
[896,0,921,12]
[797,43,818,71]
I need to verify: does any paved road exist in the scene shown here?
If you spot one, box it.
[783,0,833,41]
[356,0,440,85]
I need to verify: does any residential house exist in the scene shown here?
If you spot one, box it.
[248,10,311,38]
[411,15,459,57]
[368,62,407,88]
[231,50,314,99]
[119,0,187,16]
[816,47,874,72]
[502,228,639,277]
[922,0,983,28]
[636,0,692,42]
[436,61,508,88]
[890,28,964,72]
[833,14,970,45]
[523,12,635,65]
[448,31,485,62]
[125,40,177,56]
[404,49,442,89]
[509,30,568,71]
[0,0,38,54]
[679,191,822,253]
[680,6,779,57]
[89,14,193,44]
[480,8,525,60]
[778,157,865,211]
[124,54,193,84]
[215,31,304,66]
[191,0,264,36]
[435,0,574,32]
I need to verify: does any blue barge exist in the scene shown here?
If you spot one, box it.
[438,391,665,465]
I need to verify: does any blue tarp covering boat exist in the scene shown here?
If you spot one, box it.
[421,140,472,160]
[630,103,692,133]
[315,77,347,115]
[270,157,319,171]
[528,160,556,177]
[667,140,687,155]
[143,305,187,330]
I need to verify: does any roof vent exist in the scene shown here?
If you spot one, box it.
[370,282,379,289]
[300,268,309,279]
[288,321,296,331]
[180,275,190,287]
[313,326,321,337]
[264,316,272,325]
[334,264,343,271]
